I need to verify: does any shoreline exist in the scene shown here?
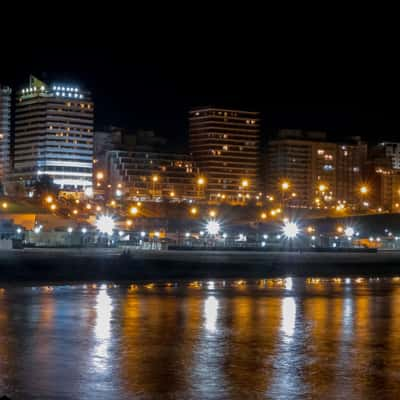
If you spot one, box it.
[2,248,400,283]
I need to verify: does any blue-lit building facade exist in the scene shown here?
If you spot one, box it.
[13,76,94,192]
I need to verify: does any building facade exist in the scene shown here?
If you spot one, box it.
[369,142,400,170]
[14,76,94,192]
[366,145,400,211]
[189,107,261,201]
[0,85,11,186]
[266,130,367,208]
[106,149,199,201]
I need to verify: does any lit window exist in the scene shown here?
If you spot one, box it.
[317,149,325,155]
[222,145,228,151]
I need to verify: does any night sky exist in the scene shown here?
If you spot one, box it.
[2,43,399,152]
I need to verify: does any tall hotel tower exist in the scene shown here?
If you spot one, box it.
[0,84,11,186]
[14,76,94,191]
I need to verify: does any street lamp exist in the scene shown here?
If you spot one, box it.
[318,184,327,192]
[206,220,220,235]
[130,206,138,216]
[96,215,115,235]
[152,175,159,198]
[282,221,299,239]
[197,177,206,199]
[281,181,290,191]
[190,207,198,216]
[345,227,354,237]
[96,171,104,180]
[280,181,290,212]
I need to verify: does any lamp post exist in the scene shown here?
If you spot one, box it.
[280,181,290,214]
[152,175,159,199]
[197,177,205,200]
[359,185,368,212]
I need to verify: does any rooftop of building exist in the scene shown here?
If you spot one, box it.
[18,75,90,100]
[189,106,259,115]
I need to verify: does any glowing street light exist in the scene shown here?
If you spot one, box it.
[130,206,138,216]
[126,219,133,227]
[152,175,159,183]
[50,204,57,211]
[96,215,115,235]
[209,210,217,218]
[282,221,299,239]
[206,220,221,236]
[67,227,73,233]
[345,227,354,237]
[170,191,175,197]
[72,209,78,215]
[241,179,249,188]
[190,207,198,215]
[1,202,8,209]
[318,184,327,192]
[197,177,205,186]
[45,195,53,204]
[360,185,368,195]
[96,206,102,212]
[261,212,267,220]
[96,171,104,180]
[281,181,290,191]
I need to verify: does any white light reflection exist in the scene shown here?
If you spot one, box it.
[281,297,296,340]
[93,287,113,371]
[204,296,219,333]
[207,281,215,290]
[284,277,293,291]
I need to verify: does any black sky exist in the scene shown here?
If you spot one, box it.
[2,38,400,152]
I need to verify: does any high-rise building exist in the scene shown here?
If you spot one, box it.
[265,130,366,208]
[336,138,367,205]
[106,149,199,201]
[370,142,400,170]
[366,144,400,211]
[103,129,199,201]
[13,76,94,192]
[189,107,261,201]
[0,85,11,186]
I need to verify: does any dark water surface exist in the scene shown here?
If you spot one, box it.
[1,278,400,399]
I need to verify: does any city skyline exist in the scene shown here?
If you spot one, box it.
[2,46,400,152]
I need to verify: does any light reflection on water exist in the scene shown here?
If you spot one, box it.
[2,278,400,398]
